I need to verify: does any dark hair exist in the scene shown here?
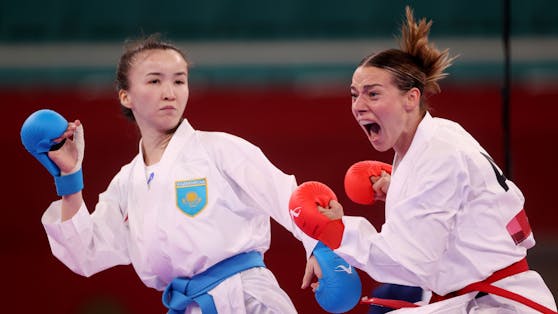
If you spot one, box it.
[115,33,188,121]
[359,6,456,112]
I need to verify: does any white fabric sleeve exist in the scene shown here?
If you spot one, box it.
[335,216,424,287]
[215,136,318,258]
[41,174,131,277]
[336,153,464,289]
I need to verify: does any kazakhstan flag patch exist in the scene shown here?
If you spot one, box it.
[175,178,208,216]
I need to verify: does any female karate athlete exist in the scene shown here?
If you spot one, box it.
[30,34,319,313]
[299,6,557,313]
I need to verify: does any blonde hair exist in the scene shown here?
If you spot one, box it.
[359,6,456,111]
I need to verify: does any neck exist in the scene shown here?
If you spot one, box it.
[393,111,425,166]
[138,120,182,165]
[141,133,171,166]
[140,123,181,166]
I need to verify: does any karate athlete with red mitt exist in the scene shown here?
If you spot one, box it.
[293,6,557,314]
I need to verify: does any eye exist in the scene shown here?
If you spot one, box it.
[175,80,186,85]
[368,91,378,97]
[148,79,160,84]
[350,92,358,100]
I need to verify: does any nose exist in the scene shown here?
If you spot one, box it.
[352,95,368,115]
[162,82,176,101]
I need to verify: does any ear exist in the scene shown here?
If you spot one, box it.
[404,87,421,111]
[119,89,132,109]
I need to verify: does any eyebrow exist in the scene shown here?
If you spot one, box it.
[145,71,187,77]
[350,83,383,91]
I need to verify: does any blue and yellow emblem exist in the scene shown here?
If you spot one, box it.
[175,178,208,216]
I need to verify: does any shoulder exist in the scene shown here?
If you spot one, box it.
[195,130,277,173]
[427,118,483,157]
[197,130,255,145]
[109,154,140,186]
[196,130,261,155]
[410,118,478,177]
[421,117,501,181]
[97,153,140,209]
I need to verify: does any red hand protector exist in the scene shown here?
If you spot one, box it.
[344,161,393,205]
[289,181,345,249]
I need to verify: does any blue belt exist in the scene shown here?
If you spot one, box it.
[162,251,265,314]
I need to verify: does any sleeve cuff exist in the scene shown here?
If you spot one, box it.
[42,200,90,240]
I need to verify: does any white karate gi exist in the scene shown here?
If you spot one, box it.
[336,113,556,313]
[42,119,317,313]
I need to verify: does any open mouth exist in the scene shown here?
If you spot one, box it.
[364,122,380,135]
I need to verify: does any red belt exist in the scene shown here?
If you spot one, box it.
[361,258,557,313]
[430,257,529,302]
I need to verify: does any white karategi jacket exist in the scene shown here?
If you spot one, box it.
[336,113,556,313]
[41,119,317,312]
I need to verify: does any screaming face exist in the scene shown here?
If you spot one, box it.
[351,66,421,154]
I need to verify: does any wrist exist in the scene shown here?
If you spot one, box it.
[54,169,84,196]
[61,191,83,221]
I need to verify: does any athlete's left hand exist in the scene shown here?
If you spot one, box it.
[370,170,390,202]
[301,255,322,291]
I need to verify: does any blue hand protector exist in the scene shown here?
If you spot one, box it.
[313,241,362,313]
[20,109,83,195]
[21,109,68,176]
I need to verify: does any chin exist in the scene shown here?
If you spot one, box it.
[370,142,390,152]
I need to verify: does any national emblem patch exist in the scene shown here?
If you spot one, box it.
[175,178,208,216]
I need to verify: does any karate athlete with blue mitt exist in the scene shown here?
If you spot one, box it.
[20,34,361,314]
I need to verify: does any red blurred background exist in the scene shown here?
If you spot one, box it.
[4,81,557,313]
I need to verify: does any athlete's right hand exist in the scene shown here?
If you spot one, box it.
[289,181,345,250]
[21,109,84,196]
[48,120,83,175]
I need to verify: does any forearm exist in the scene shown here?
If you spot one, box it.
[336,216,424,287]
[61,191,84,221]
